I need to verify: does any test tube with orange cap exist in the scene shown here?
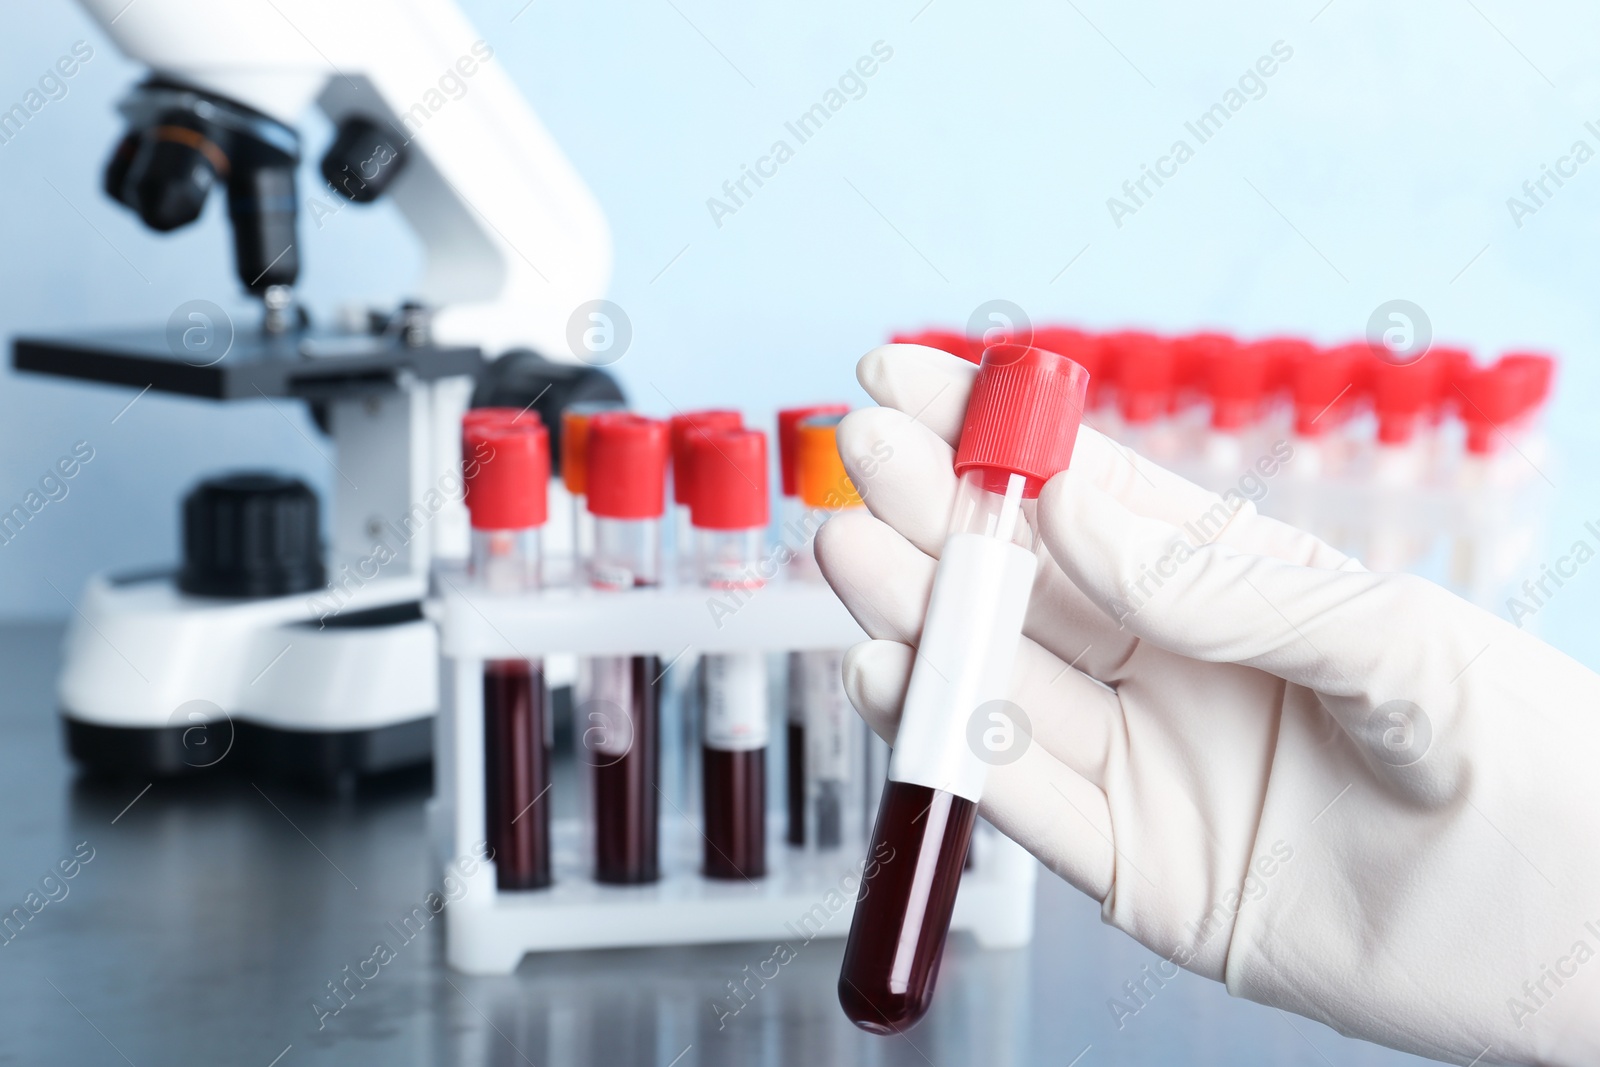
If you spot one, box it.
[776,403,850,847]
[561,400,625,583]
[792,412,870,851]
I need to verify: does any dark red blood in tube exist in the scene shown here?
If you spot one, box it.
[593,654,662,884]
[838,780,977,1034]
[484,659,551,890]
[786,718,806,847]
[702,746,766,879]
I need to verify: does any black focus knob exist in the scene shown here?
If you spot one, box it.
[320,116,408,204]
[113,119,221,232]
[178,473,325,599]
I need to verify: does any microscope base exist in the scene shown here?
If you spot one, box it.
[62,714,433,784]
[58,568,439,783]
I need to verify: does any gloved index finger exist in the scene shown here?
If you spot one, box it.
[1070,428,1352,572]
[856,344,976,447]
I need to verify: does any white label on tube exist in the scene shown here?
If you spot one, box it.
[582,656,634,758]
[888,531,1036,802]
[703,652,769,751]
[802,650,852,780]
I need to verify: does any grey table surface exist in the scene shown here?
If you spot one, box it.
[0,622,1437,1067]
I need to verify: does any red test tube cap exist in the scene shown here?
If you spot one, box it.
[1204,340,1268,431]
[1174,332,1235,399]
[953,344,1089,498]
[1115,334,1174,425]
[463,420,549,530]
[670,409,743,507]
[778,404,850,497]
[1370,351,1443,445]
[1291,347,1357,437]
[587,413,670,520]
[1497,352,1555,411]
[690,428,770,530]
[1458,364,1525,455]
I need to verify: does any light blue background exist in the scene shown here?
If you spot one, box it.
[1,0,1597,671]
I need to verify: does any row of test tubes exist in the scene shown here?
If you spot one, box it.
[459,402,883,891]
[896,327,1557,601]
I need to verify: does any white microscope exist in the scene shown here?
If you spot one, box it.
[12,0,620,785]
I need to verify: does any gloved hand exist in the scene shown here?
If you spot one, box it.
[817,344,1600,1067]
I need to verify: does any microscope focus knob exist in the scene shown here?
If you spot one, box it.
[320,117,408,204]
[111,122,224,233]
[178,473,326,599]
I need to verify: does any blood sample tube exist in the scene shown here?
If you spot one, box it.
[580,412,670,884]
[1113,333,1177,461]
[1367,350,1446,567]
[689,428,771,880]
[1172,331,1234,426]
[1451,360,1539,603]
[793,413,865,851]
[776,403,850,847]
[669,410,744,578]
[1199,337,1266,480]
[1251,337,1316,441]
[463,413,552,891]
[839,343,1088,1034]
[561,400,626,584]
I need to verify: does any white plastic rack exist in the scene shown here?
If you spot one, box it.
[429,567,1038,975]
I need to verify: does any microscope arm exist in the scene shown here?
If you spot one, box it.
[74,0,612,359]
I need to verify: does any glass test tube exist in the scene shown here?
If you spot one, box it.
[793,412,865,851]
[561,400,625,586]
[690,428,771,880]
[580,413,670,884]
[668,409,743,580]
[464,411,553,891]
[776,403,850,848]
[839,344,1088,1034]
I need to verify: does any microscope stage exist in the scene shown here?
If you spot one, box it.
[12,326,482,401]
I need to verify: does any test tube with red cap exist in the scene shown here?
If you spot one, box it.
[1112,333,1177,460]
[1364,349,1444,571]
[690,427,771,880]
[1173,332,1235,447]
[839,344,1088,1034]
[1198,335,1266,477]
[579,412,670,884]
[1496,352,1556,467]
[1450,359,1545,600]
[463,409,553,891]
[776,403,851,847]
[669,410,744,578]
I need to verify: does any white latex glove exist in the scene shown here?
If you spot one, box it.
[818,344,1600,1067]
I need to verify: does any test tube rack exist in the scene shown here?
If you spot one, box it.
[429,567,1038,975]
